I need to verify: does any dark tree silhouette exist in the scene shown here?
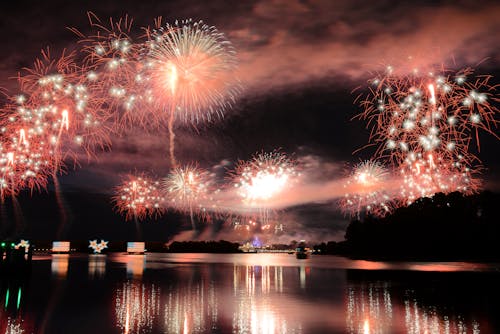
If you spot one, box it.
[318,191,500,260]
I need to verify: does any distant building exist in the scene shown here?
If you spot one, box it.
[52,241,70,253]
[127,242,145,254]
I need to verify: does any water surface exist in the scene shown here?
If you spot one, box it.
[1,253,499,333]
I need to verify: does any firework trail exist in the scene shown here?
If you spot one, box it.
[163,164,215,229]
[11,194,25,234]
[142,18,240,165]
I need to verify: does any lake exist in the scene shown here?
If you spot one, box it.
[1,253,499,333]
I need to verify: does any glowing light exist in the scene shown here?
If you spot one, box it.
[89,239,108,253]
[61,109,69,131]
[232,151,298,203]
[19,129,28,146]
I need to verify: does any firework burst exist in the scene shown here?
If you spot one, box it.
[113,174,165,220]
[163,164,217,221]
[16,49,110,159]
[0,103,53,197]
[358,67,497,164]
[398,155,481,205]
[71,13,156,130]
[231,151,299,207]
[143,18,240,165]
[354,65,498,211]
[0,49,112,198]
[340,160,393,217]
[143,18,240,124]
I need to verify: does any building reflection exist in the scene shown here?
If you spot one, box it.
[345,281,483,333]
[299,265,310,290]
[126,255,145,277]
[51,254,69,278]
[114,281,161,334]
[88,254,106,279]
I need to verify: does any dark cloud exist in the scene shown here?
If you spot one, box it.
[1,0,499,92]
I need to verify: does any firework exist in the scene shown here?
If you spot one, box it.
[340,160,393,217]
[232,151,299,204]
[163,164,216,221]
[0,49,110,198]
[143,18,240,165]
[359,67,497,163]
[398,156,481,205]
[113,174,165,220]
[143,18,240,124]
[0,14,244,211]
[0,103,53,198]
[71,13,156,130]
[354,65,498,210]
[16,48,110,160]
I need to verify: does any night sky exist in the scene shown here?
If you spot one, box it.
[0,0,498,243]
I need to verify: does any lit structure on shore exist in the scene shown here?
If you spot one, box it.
[51,241,70,253]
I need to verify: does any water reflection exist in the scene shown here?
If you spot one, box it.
[50,254,69,278]
[126,255,145,277]
[2,254,499,333]
[1,282,24,312]
[2,318,25,334]
[163,267,218,333]
[403,296,481,334]
[0,277,29,334]
[346,281,484,333]
[346,283,395,333]
[114,281,160,334]
[88,254,106,279]
[111,260,492,333]
[233,265,286,295]
[232,265,304,334]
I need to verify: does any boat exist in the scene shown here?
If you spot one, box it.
[295,240,309,259]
